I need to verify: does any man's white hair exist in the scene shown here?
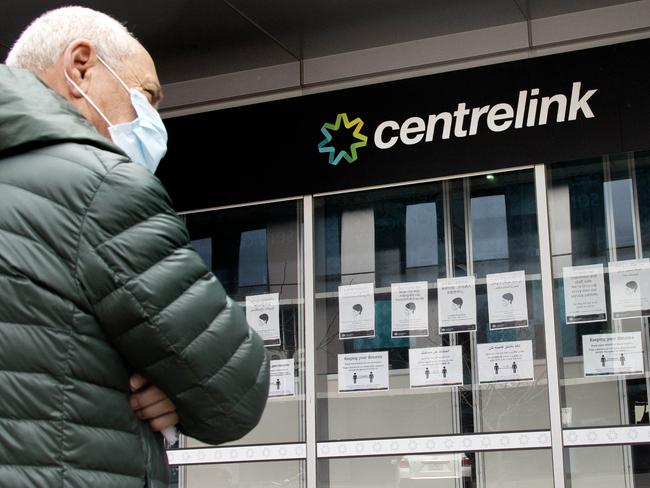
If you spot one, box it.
[5,6,138,72]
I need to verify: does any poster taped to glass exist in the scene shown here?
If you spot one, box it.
[477,340,534,384]
[608,259,650,319]
[437,276,477,334]
[269,358,295,398]
[583,332,644,377]
[409,346,463,388]
[338,351,389,392]
[338,283,375,339]
[563,264,607,324]
[246,293,281,347]
[391,281,429,338]
[486,270,529,330]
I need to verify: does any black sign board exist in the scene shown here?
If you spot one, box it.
[158,39,650,212]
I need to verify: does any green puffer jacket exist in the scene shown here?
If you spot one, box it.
[0,65,270,487]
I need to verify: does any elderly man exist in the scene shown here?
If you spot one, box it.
[1,6,269,487]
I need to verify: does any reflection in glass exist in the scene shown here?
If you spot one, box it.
[607,179,635,255]
[341,208,375,280]
[239,228,268,287]
[319,449,552,488]
[471,194,508,262]
[191,237,212,270]
[406,202,439,268]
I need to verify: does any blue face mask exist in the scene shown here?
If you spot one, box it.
[64,56,168,173]
[107,87,168,174]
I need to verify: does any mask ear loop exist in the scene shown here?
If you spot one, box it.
[64,69,113,127]
[96,55,131,95]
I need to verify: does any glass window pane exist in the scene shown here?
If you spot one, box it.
[319,449,553,488]
[466,171,549,433]
[547,154,650,429]
[566,444,650,488]
[184,460,304,488]
[314,169,550,442]
[314,183,449,441]
[183,200,305,446]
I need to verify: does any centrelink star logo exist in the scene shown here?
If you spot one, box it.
[318,113,368,165]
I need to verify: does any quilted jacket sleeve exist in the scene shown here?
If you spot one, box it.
[76,161,270,445]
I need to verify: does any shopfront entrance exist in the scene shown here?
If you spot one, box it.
[159,39,650,488]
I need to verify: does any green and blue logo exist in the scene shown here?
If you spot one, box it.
[318,113,368,165]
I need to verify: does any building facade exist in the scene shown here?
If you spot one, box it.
[159,34,650,488]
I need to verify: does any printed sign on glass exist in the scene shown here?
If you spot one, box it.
[437,276,477,334]
[338,351,389,392]
[246,293,281,347]
[487,270,529,330]
[391,281,429,338]
[608,259,650,319]
[269,358,296,398]
[477,340,534,384]
[563,264,607,324]
[583,332,644,377]
[409,346,463,388]
[338,283,375,339]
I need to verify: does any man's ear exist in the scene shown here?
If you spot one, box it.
[63,39,97,98]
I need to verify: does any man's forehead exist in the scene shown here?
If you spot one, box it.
[122,47,157,79]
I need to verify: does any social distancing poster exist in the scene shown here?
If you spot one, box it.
[477,340,534,384]
[269,358,295,398]
[338,351,389,392]
[409,346,463,388]
[583,332,644,377]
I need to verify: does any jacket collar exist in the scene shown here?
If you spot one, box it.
[0,64,124,158]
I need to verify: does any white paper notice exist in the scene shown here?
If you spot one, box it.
[563,264,607,324]
[583,332,644,377]
[246,293,281,347]
[391,281,429,338]
[409,346,463,388]
[477,340,534,384]
[338,351,389,392]
[608,259,650,319]
[269,358,295,398]
[437,276,477,334]
[487,270,529,330]
[338,283,375,339]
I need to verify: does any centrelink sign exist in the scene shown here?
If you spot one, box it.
[162,39,650,211]
[320,82,597,165]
